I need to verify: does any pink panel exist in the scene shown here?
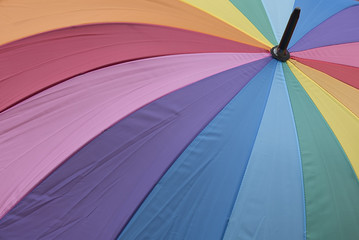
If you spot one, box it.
[0,23,266,112]
[292,42,359,67]
[292,57,359,90]
[0,52,269,219]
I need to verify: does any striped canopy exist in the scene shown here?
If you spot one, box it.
[0,0,359,239]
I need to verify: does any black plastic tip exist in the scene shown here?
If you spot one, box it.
[271,46,290,62]
[271,7,301,62]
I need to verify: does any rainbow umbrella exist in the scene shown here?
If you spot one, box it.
[0,0,359,239]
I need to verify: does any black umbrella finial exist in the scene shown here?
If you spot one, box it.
[271,7,301,62]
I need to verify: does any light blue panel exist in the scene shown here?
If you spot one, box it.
[118,60,277,240]
[289,0,358,48]
[261,0,295,43]
[223,63,305,240]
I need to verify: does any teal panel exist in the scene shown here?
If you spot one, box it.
[283,63,359,240]
[230,0,277,45]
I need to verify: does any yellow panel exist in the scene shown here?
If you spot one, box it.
[288,61,359,176]
[0,0,268,49]
[291,60,359,117]
[181,0,272,49]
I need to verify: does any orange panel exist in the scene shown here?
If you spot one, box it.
[0,0,268,49]
[290,59,359,117]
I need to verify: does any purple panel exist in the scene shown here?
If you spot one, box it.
[0,58,271,240]
[290,5,359,52]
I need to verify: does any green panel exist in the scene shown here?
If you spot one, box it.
[282,63,359,240]
[230,0,277,45]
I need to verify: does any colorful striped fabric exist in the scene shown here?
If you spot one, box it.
[0,1,358,239]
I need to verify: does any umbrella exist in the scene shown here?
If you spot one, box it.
[0,0,358,239]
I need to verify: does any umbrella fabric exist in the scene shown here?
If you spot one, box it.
[0,53,267,216]
[0,24,265,112]
[0,1,359,240]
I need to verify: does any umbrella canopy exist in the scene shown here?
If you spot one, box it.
[0,0,358,239]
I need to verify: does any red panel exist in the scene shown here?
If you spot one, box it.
[293,57,359,90]
[0,23,265,112]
